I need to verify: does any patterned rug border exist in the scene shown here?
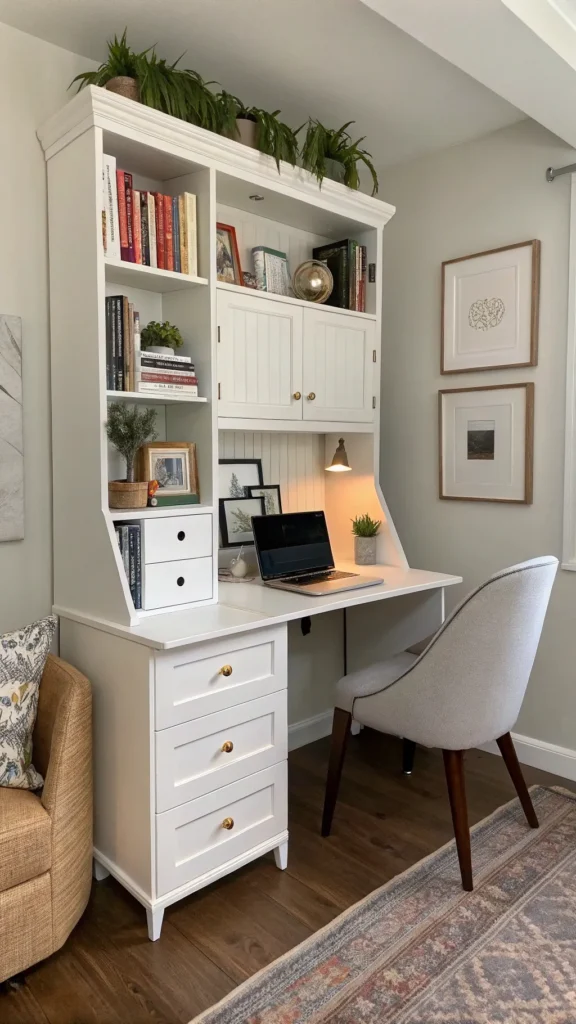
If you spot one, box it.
[191,785,576,1023]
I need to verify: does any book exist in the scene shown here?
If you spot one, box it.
[124,172,135,262]
[140,351,192,365]
[132,189,142,264]
[116,169,129,260]
[123,297,130,391]
[102,154,120,259]
[105,297,113,389]
[252,246,290,295]
[154,192,166,269]
[128,526,136,605]
[133,311,141,364]
[114,296,124,391]
[121,525,130,581]
[172,196,181,273]
[149,493,200,507]
[164,195,174,271]
[133,525,142,609]
[136,382,199,396]
[312,238,358,309]
[183,193,198,277]
[140,192,150,266]
[128,301,135,391]
[147,193,157,268]
[179,194,187,274]
[139,358,195,373]
[138,372,198,385]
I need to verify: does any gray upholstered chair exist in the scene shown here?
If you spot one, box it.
[322,557,558,890]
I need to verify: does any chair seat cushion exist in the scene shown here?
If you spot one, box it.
[335,652,418,713]
[0,788,51,892]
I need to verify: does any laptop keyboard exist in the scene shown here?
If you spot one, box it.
[283,570,358,585]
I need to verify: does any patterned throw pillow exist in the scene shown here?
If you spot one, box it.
[0,616,57,789]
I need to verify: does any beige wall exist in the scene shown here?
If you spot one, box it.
[380,118,576,751]
[0,24,93,631]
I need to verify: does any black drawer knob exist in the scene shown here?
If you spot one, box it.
[177,577,185,587]
[177,530,185,541]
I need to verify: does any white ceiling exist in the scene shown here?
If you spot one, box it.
[0,0,524,171]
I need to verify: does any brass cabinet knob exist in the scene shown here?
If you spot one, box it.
[221,740,234,753]
[307,392,316,401]
[293,391,302,400]
[219,664,233,677]
[221,817,234,830]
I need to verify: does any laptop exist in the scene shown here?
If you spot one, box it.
[251,510,384,596]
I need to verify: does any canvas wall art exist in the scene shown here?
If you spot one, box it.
[0,315,23,541]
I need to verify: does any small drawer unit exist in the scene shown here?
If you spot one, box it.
[142,514,212,565]
[154,624,287,728]
[155,690,288,811]
[143,556,213,610]
[156,762,288,896]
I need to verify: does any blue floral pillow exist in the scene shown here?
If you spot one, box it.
[0,616,57,789]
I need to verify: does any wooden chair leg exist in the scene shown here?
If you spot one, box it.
[321,708,352,837]
[402,738,416,775]
[497,732,539,828]
[442,749,473,891]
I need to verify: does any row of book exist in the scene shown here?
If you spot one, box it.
[105,295,199,396]
[312,238,368,312]
[115,524,142,609]
[102,154,198,275]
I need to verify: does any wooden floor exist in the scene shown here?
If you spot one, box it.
[2,733,571,1024]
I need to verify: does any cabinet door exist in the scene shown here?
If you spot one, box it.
[302,308,375,423]
[217,290,303,420]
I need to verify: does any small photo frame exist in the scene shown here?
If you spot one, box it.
[219,496,265,547]
[216,223,243,285]
[219,458,263,499]
[439,383,534,504]
[247,484,282,515]
[138,441,199,497]
[441,240,540,373]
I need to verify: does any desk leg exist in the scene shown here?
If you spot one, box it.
[274,841,288,870]
[146,906,164,941]
[93,858,110,882]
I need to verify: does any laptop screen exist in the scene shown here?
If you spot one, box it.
[252,511,334,581]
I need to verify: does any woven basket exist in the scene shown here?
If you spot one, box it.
[108,480,148,509]
[105,77,140,102]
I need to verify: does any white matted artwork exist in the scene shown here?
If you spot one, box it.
[439,383,534,504]
[442,241,540,373]
[0,315,24,540]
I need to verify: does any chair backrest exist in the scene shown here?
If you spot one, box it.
[360,557,558,750]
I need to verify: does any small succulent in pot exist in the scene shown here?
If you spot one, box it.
[216,92,299,169]
[300,119,379,195]
[140,320,184,354]
[351,513,381,566]
[106,402,157,508]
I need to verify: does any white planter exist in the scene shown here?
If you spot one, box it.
[146,346,174,356]
[354,535,377,565]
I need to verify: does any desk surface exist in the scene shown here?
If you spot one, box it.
[57,562,462,650]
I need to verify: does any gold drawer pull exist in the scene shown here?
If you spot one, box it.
[293,391,301,400]
[307,392,316,401]
[221,817,234,830]
[221,740,234,753]
[219,665,233,677]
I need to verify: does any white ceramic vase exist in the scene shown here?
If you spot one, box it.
[354,535,377,565]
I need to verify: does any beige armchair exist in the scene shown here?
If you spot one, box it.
[0,654,92,982]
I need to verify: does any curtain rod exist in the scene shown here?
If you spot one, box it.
[546,163,576,181]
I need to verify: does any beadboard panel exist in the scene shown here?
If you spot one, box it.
[217,203,330,286]
[218,431,325,512]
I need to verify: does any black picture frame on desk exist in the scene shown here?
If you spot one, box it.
[247,484,283,515]
[218,458,263,500]
[219,496,265,547]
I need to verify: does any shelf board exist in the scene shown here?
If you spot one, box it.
[107,390,208,406]
[216,282,377,321]
[109,504,214,521]
[105,257,208,293]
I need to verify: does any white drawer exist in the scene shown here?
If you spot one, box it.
[155,691,287,812]
[154,625,287,729]
[143,514,212,564]
[143,557,213,610]
[156,762,287,896]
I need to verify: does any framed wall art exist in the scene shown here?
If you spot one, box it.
[218,458,263,499]
[439,383,534,504]
[138,441,199,499]
[216,223,243,285]
[247,484,283,515]
[0,314,23,541]
[219,495,265,547]
[441,240,540,373]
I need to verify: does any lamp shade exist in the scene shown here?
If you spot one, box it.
[326,438,351,472]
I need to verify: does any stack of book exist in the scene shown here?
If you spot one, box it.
[137,351,198,397]
[102,154,198,276]
[312,239,368,312]
[115,524,142,609]
[105,295,140,392]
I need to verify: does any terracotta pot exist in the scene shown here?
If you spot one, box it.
[354,535,377,566]
[234,117,258,149]
[108,480,148,510]
[105,77,140,102]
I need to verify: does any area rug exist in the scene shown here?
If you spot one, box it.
[193,786,576,1023]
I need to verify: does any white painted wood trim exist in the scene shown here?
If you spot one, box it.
[482,731,576,782]
[218,418,375,434]
[562,173,576,570]
[288,710,333,750]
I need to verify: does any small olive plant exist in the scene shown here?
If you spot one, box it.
[106,402,157,483]
[141,320,184,350]
[351,513,381,537]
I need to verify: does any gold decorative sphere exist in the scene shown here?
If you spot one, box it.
[292,260,333,303]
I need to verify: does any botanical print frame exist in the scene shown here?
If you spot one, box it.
[439,383,534,504]
[247,484,283,515]
[0,314,23,541]
[138,441,199,497]
[219,496,265,547]
[441,240,540,373]
[218,459,263,499]
[216,223,243,285]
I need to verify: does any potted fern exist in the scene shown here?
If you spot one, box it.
[300,120,379,195]
[106,403,157,509]
[351,513,381,565]
[141,320,184,356]
[216,92,299,169]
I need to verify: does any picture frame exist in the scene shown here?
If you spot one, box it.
[439,383,534,504]
[218,458,263,499]
[138,441,199,498]
[216,223,243,285]
[247,484,283,515]
[219,496,265,547]
[441,240,540,374]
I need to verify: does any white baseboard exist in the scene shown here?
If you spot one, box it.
[482,732,576,782]
[288,710,333,751]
